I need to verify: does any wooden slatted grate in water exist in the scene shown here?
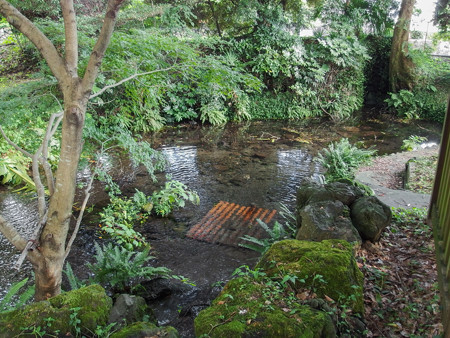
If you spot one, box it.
[187,201,277,247]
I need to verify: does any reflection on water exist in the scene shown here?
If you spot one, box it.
[275,149,321,205]
[161,146,199,182]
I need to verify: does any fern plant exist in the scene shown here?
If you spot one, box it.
[63,262,86,291]
[0,277,35,313]
[239,219,296,254]
[316,138,376,182]
[87,242,171,293]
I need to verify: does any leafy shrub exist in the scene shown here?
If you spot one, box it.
[401,135,428,151]
[385,90,420,119]
[98,190,149,250]
[393,46,450,123]
[87,242,171,293]
[150,179,200,217]
[316,138,376,182]
[386,86,447,123]
[0,77,61,188]
[97,29,261,129]
[0,152,33,188]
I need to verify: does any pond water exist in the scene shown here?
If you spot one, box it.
[0,116,441,336]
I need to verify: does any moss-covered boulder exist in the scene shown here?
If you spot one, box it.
[0,284,112,337]
[194,276,336,337]
[111,322,179,338]
[256,239,364,314]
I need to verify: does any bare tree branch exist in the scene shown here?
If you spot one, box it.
[31,154,47,218]
[0,0,69,86]
[40,112,63,195]
[89,67,174,99]
[81,0,126,99]
[0,215,26,250]
[64,169,96,260]
[0,126,33,158]
[60,0,78,75]
[0,214,40,267]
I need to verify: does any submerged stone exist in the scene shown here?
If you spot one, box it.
[0,284,112,337]
[256,239,364,314]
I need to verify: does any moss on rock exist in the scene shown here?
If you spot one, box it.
[111,322,179,338]
[194,276,336,337]
[256,239,364,314]
[0,284,112,337]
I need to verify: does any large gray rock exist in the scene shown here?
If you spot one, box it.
[350,196,391,241]
[296,181,326,211]
[108,294,154,328]
[324,181,364,205]
[296,181,364,228]
[296,200,362,244]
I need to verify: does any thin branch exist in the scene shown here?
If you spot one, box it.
[40,111,63,195]
[13,211,48,270]
[31,153,47,218]
[81,0,126,99]
[64,169,96,260]
[0,126,33,158]
[89,67,174,99]
[60,0,78,75]
[0,0,69,86]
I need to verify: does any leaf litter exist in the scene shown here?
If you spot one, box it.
[357,211,443,337]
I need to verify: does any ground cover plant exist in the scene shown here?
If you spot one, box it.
[405,155,438,194]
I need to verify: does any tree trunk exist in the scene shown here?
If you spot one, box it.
[34,85,87,300]
[0,0,126,301]
[389,0,416,92]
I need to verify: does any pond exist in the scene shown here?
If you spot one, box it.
[0,115,442,336]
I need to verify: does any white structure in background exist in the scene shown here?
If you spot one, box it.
[410,0,449,57]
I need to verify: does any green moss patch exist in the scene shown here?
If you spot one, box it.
[256,240,364,314]
[0,284,112,337]
[195,276,335,337]
[111,322,179,338]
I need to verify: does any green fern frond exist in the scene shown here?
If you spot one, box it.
[0,278,34,313]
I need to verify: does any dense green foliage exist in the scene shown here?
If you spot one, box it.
[385,46,450,123]
[0,0,447,222]
[149,179,200,216]
[98,182,199,248]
